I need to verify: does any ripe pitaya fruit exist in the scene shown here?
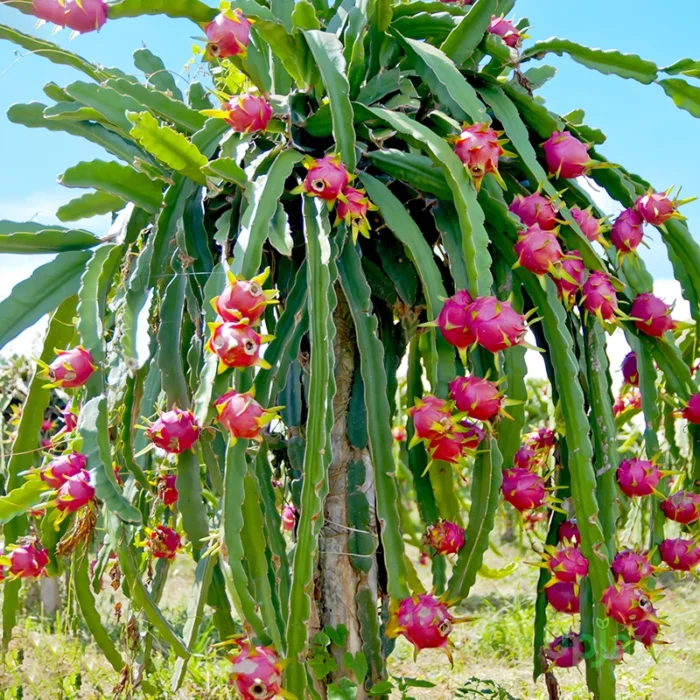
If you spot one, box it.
[502,467,546,511]
[612,550,653,584]
[581,271,619,322]
[40,452,87,489]
[206,322,270,371]
[44,346,97,389]
[56,471,95,513]
[214,268,277,325]
[526,427,556,453]
[601,583,654,625]
[157,474,178,507]
[408,395,453,443]
[147,525,181,560]
[546,545,589,583]
[660,491,700,525]
[335,186,376,244]
[424,520,465,555]
[621,351,639,387]
[460,420,485,451]
[631,617,660,647]
[513,445,536,470]
[388,593,457,657]
[558,519,580,546]
[616,458,662,498]
[610,208,644,254]
[544,632,585,668]
[542,131,591,179]
[214,390,277,443]
[222,94,272,133]
[281,504,296,532]
[392,425,407,442]
[32,0,69,25]
[145,408,200,454]
[229,642,285,700]
[570,206,605,242]
[545,580,580,614]
[436,290,475,354]
[428,431,467,464]
[514,225,564,276]
[453,123,506,190]
[487,15,521,48]
[5,540,49,579]
[62,0,108,33]
[681,392,700,423]
[205,9,252,58]
[659,538,700,572]
[448,375,503,421]
[62,407,78,432]
[555,251,587,307]
[630,293,675,338]
[295,154,350,202]
[509,192,559,230]
[635,191,678,226]
[465,296,527,353]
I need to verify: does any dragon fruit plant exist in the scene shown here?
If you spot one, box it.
[1,0,699,697]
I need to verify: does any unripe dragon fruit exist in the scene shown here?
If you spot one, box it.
[222,94,272,133]
[612,550,653,584]
[513,445,536,470]
[389,593,457,655]
[542,131,591,179]
[214,268,277,325]
[460,420,485,451]
[295,154,350,202]
[62,0,108,33]
[41,452,87,489]
[616,457,662,498]
[147,525,181,560]
[392,425,407,442]
[465,296,526,353]
[526,426,556,453]
[408,395,453,443]
[44,346,97,389]
[56,471,95,513]
[335,186,376,244]
[453,123,505,190]
[660,491,700,525]
[157,474,178,507]
[545,580,580,614]
[509,192,558,230]
[558,519,580,546]
[146,408,200,454]
[436,290,475,352]
[601,583,654,625]
[659,538,700,572]
[555,251,587,307]
[544,632,585,668]
[609,208,644,254]
[428,431,467,464]
[502,467,546,511]
[5,539,49,579]
[621,351,639,387]
[514,226,564,276]
[635,191,677,226]
[62,407,78,432]
[448,375,503,421]
[546,545,589,583]
[214,390,277,443]
[581,271,618,322]
[681,392,700,423]
[205,9,252,58]
[206,322,270,371]
[487,15,521,48]
[630,293,675,338]
[631,617,660,647]
[570,206,605,242]
[424,520,465,555]
[281,504,296,532]
[229,642,285,700]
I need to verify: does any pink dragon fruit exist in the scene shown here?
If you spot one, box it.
[146,408,200,454]
[428,431,468,464]
[460,420,485,451]
[389,593,457,656]
[513,445,536,470]
[526,427,556,453]
[147,525,181,560]
[62,407,78,432]
[660,491,700,525]
[229,642,285,700]
[214,268,277,325]
[502,467,546,511]
[205,9,252,58]
[545,580,580,614]
[214,390,277,443]
[621,351,639,387]
[570,206,605,242]
[601,583,654,625]
[555,251,587,307]
[44,346,97,389]
[41,418,54,432]
[206,322,270,371]
[487,15,521,48]
[448,375,503,421]
[546,545,589,583]
[630,293,675,338]
[408,395,453,443]
[635,191,678,226]
[514,226,564,276]
[609,208,644,254]
[581,271,619,322]
[424,520,465,555]
[612,550,653,584]
[296,154,350,202]
[659,538,700,572]
[453,123,506,190]
[616,457,662,498]
[281,504,296,532]
[627,390,641,410]
[40,452,87,489]
[631,617,660,647]
[157,474,178,507]
[4,540,49,579]
[613,395,626,416]
[392,425,407,442]
[465,296,527,353]
[222,94,272,133]
[335,186,376,243]
[681,392,700,423]
[542,131,591,179]
[509,192,559,230]
[32,0,69,25]
[62,0,108,33]
[56,471,95,513]
[558,519,580,546]
[436,290,475,353]
[544,632,585,668]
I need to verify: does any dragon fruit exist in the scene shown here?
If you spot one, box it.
[545,580,580,614]
[424,520,465,555]
[281,504,296,532]
[616,458,662,498]
[408,395,453,443]
[526,427,556,453]
[4,540,49,579]
[612,550,653,584]
[448,375,503,421]
[613,396,626,416]
[335,186,376,243]
[146,408,200,454]
[214,390,277,443]
[513,445,536,470]
[40,452,87,489]
[546,545,589,583]
[205,9,252,58]
[681,392,700,423]
[461,420,485,451]
[62,0,108,33]
[542,131,591,179]
[222,94,272,133]
[56,471,95,513]
[660,491,700,525]
[487,15,521,48]
[44,346,97,389]
[570,206,605,242]
[61,407,78,432]
[465,296,527,353]
[659,538,700,572]
[41,418,54,432]
[32,0,68,24]
[581,271,619,322]
[229,642,285,700]
[502,467,546,511]
[214,268,277,325]
[631,617,660,647]
[295,154,350,202]
[621,351,639,387]
[601,583,654,625]
[157,474,178,507]
[389,593,457,655]
[635,191,678,226]
[544,632,585,668]
[453,123,506,190]
[147,525,181,560]
[558,519,580,546]
[610,208,644,254]
[392,425,407,442]
[514,226,564,276]
[206,322,270,371]
[555,251,587,307]
[509,192,559,230]
[428,431,468,464]
[436,290,475,353]
[630,293,676,338]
